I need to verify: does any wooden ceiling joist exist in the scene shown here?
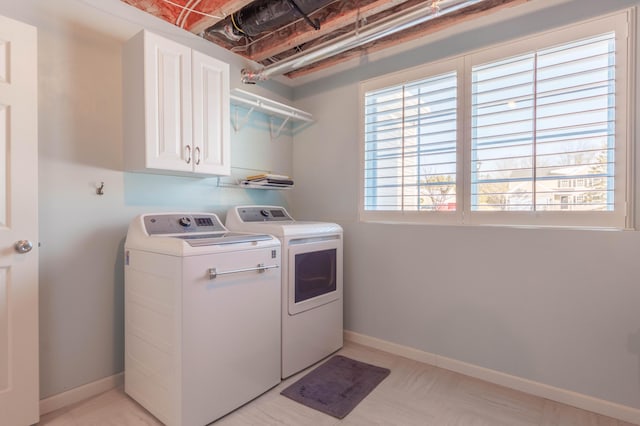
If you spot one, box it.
[122,0,185,25]
[122,0,533,80]
[185,0,254,35]
[258,0,437,65]
[122,0,254,34]
[285,0,530,78]
[246,0,410,63]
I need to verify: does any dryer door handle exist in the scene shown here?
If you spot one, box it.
[208,263,279,280]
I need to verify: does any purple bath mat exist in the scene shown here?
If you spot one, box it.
[280,355,390,419]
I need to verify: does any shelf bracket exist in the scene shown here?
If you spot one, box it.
[229,89,313,137]
[232,105,255,132]
[270,116,291,139]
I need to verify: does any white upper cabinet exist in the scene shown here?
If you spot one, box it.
[192,50,230,176]
[123,30,230,176]
[142,32,192,173]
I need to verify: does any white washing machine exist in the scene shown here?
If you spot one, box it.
[226,206,343,378]
[124,212,281,426]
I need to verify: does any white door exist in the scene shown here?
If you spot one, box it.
[0,14,39,426]
[192,50,230,176]
[144,31,193,172]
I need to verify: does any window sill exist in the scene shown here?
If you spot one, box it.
[358,218,632,232]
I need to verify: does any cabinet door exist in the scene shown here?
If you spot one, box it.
[192,51,230,176]
[144,32,193,172]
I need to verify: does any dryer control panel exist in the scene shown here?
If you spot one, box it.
[143,213,226,235]
[236,206,293,222]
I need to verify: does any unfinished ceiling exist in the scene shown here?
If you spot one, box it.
[121,0,529,81]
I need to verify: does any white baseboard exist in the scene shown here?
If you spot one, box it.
[39,372,124,416]
[344,330,640,425]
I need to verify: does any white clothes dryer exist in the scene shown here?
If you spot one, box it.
[124,212,281,426]
[226,206,343,378]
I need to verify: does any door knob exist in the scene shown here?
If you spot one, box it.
[14,240,33,254]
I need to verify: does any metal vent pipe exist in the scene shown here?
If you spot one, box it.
[207,0,334,38]
[241,0,486,83]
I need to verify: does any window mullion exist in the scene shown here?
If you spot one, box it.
[533,52,539,212]
[401,86,406,211]
[461,56,469,224]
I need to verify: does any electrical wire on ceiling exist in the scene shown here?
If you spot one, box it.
[354,4,362,36]
[230,43,251,53]
[158,0,223,21]
[175,0,195,26]
[230,13,246,35]
[177,0,203,28]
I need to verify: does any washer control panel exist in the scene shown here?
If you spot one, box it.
[143,213,226,235]
[237,206,292,222]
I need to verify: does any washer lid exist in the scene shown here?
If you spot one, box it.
[125,213,280,256]
[178,232,273,247]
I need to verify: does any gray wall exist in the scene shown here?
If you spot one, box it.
[0,0,295,398]
[291,0,640,410]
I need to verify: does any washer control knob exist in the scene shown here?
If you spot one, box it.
[260,209,270,218]
[178,217,192,227]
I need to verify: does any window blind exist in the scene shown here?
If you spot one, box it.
[360,11,629,228]
[364,71,458,211]
[471,32,616,212]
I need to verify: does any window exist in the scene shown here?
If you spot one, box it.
[558,180,571,189]
[363,70,458,213]
[360,12,630,228]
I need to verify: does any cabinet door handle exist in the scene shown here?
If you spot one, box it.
[195,147,201,165]
[185,145,192,164]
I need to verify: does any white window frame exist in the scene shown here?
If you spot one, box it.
[359,10,633,229]
[360,57,465,225]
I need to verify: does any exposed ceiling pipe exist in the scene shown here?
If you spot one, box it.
[241,0,487,83]
[205,0,334,41]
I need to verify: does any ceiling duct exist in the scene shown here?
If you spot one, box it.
[241,0,486,83]
[205,0,334,41]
